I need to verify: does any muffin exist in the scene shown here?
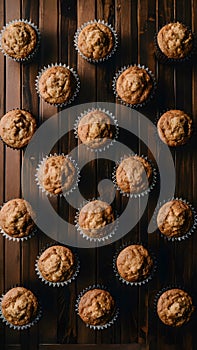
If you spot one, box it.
[157,288,194,327]
[37,245,76,283]
[115,65,154,106]
[156,22,193,60]
[36,155,77,195]
[116,156,153,194]
[0,20,39,61]
[116,244,153,283]
[0,198,35,239]
[1,287,38,326]
[76,21,115,61]
[37,65,78,105]
[77,109,115,149]
[78,200,115,238]
[157,199,193,238]
[0,109,36,148]
[157,110,192,147]
[78,288,115,326]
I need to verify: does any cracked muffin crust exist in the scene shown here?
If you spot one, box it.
[157,288,194,327]
[77,109,115,148]
[116,244,153,282]
[0,198,35,239]
[77,22,114,60]
[78,288,115,326]
[157,110,192,147]
[116,156,153,194]
[116,66,154,105]
[38,66,76,105]
[1,287,38,326]
[37,155,76,195]
[157,22,193,59]
[0,109,36,148]
[37,245,75,283]
[0,21,38,60]
[157,200,193,238]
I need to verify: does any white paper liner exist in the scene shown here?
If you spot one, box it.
[73,107,119,152]
[35,153,80,197]
[0,286,42,330]
[35,63,80,107]
[112,154,157,198]
[0,19,41,63]
[74,19,118,63]
[153,197,197,242]
[74,198,119,243]
[112,64,157,109]
[35,244,80,287]
[75,284,119,330]
[113,241,157,286]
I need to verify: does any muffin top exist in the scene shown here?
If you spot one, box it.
[37,245,75,283]
[78,288,115,326]
[1,287,38,326]
[157,199,193,238]
[0,198,35,238]
[157,110,192,147]
[116,156,152,194]
[37,155,76,195]
[116,66,153,105]
[38,66,76,105]
[157,288,194,327]
[116,244,153,282]
[77,109,115,148]
[0,109,36,148]
[0,21,38,59]
[77,22,114,60]
[157,22,193,59]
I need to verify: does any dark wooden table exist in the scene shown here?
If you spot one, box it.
[0,0,197,349]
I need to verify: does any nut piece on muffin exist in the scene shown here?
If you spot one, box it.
[78,200,115,238]
[157,288,194,327]
[1,287,38,326]
[0,109,36,149]
[157,22,193,59]
[116,156,153,194]
[116,66,154,105]
[77,22,114,61]
[77,109,115,148]
[0,198,35,239]
[37,155,77,195]
[78,288,115,326]
[0,20,38,60]
[37,245,76,283]
[116,244,153,283]
[157,199,193,238]
[157,110,192,147]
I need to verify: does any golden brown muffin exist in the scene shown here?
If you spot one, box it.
[157,200,193,238]
[37,245,75,283]
[38,66,76,105]
[1,287,38,326]
[0,21,38,60]
[37,155,76,195]
[116,244,153,282]
[157,22,193,59]
[116,156,152,194]
[157,288,194,327]
[78,288,115,326]
[116,66,153,105]
[157,110,192,147]
[0,109,36,148]
[0,198,35,239]
[77,22,114,60]
[77,109,115,148]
